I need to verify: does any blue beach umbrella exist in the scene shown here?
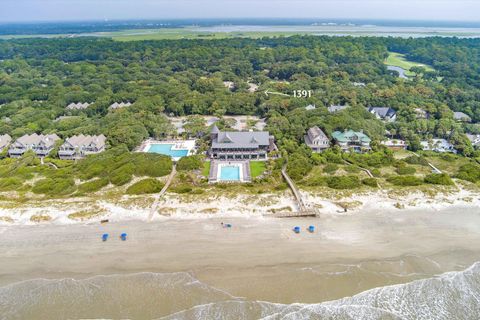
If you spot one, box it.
[120,233,127,241]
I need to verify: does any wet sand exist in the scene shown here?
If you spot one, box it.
[2,205,480,306]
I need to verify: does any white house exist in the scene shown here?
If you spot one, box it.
[421,139,457,153]
[304,126,330,152]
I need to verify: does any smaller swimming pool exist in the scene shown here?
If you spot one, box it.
[219,166,241,181]
[147,144,189,158]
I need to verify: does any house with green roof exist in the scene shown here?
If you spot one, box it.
[332,130,371,153]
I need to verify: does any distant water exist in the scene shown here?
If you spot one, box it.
[2,262,479,319]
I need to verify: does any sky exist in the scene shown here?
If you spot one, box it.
[1,0,479,23]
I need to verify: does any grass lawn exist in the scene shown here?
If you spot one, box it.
[385,52,435,76]
[250,161,266,178]
[202,162,211,177]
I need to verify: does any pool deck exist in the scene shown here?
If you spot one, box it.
[208,160,251,183]
[137,139,196,161]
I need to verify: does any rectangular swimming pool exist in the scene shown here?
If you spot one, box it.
[219,166,241,181]
[147,144,189,158]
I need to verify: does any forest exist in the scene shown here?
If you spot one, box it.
[0,35,479,166]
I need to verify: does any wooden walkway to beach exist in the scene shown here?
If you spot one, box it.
[148,165,177,221]
[279,164,318,218]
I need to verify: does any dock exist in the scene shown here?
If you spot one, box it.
[268,163,318,218]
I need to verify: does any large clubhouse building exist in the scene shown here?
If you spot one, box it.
[209,125,275,160]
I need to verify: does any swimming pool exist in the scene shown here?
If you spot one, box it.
[147,144,189,158]
[219,165,241,181]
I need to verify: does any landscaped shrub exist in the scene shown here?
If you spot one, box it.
[424,173,454,186]
[323,163,338,174]
[362,178,378,188]
[177,155,203,171]
[326,175,361,189]
[77,178,110,194]
[387,175,423,186]
[32,177,76,196]
[456,164,480,183]
[126,178,164,195]
[344,150,394,168]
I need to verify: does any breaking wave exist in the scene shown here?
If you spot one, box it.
[1,262,480,320]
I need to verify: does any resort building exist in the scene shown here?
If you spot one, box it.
[332,129,371,153]
[328,105,349,113]
[109,102,132,110]
[421,139,457,153]
[9,133,60,158]
[0,134,12,152]
[381,139,407,150]
[453,112,472,123]
[367,107,397,122]
[66,102,91,110]
[304,126,330,153]
[58,134,107,160]
[209,125,275,160]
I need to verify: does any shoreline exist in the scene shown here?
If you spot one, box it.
[0,185,479,226]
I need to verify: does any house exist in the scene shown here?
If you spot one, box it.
[304,126,330,153]
[9,133,60,158]
[66,102,91,110]
[109,102,132,110]
[332,129,371,153]
[367,107,397,122]
[421,139,457,153]
[305,104,316,111]
[414,108,430,120]
[58,134,107,160]
[328,105,349,113]
[453,112,472,123]
[0,134,12,152]
[381,139,407,150]
[466,134,480,149]
[209,125,275,160]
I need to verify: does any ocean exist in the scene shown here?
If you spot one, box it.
[1,263,479,319]
[1,207,480,319]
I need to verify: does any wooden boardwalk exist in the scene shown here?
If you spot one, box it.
[279,164,318,218]
[148,165,177,221]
